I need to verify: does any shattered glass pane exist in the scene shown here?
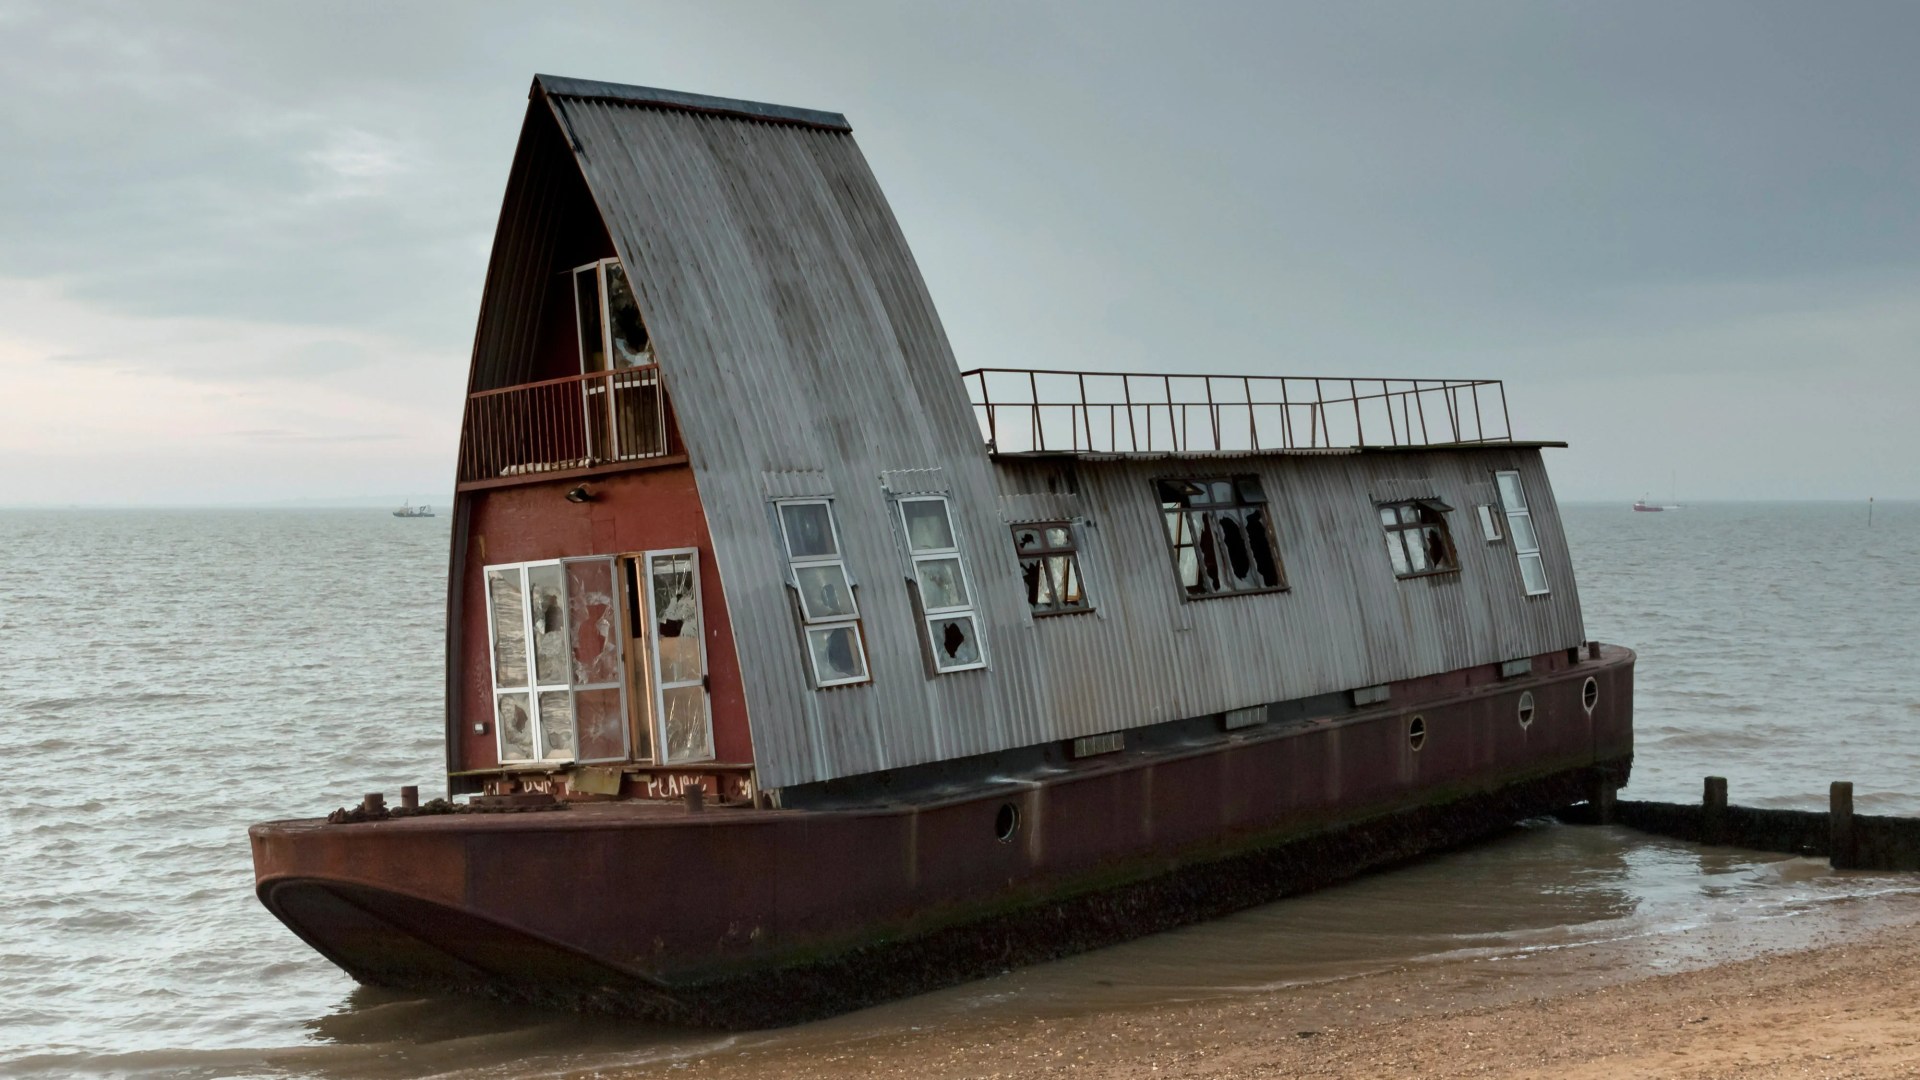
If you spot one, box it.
[527,563,568,686]
[794,563,856,621]
[497,692,535,761]
[651,555,702,685]
[1014,528,1043,553]
[780,502,837,558]
[1423,526,1452,570]
[915,556,970,611]
[1406,529,1429,571]
[538,690,575,760]
[806,624,867,683]
[487,568,528,688]
[574,687,626,761]
[1509,512,1540,553]
[566,558,623,686]
[603,262,653,368]
[1496,472,1527,512]
[1386,534,1411,575]
[661,685,713,763]
[1021,558,1050,607]
[901,499,956,552]
[1049,555,1084,606]
[1191,513,1222,592]
[1246,509,1279,586]
[1218,511,1252,583]
[1519,551,1549,593]
[930,616,982,669]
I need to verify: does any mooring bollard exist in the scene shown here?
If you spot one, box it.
[1703,776,1728,845]
[1831,781,1856,870]
[400,785,420,810]
[361,791,386,815]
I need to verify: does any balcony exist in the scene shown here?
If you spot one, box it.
[459,366,678,488]
[960,369,1512,457]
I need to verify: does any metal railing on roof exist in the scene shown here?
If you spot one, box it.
[959,368,1512,456]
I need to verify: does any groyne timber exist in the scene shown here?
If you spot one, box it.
[1569,776,1920,871]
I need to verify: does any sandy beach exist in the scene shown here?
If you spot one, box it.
[590,892,1920,1080]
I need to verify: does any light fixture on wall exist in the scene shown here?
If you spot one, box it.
[565,484,594,504]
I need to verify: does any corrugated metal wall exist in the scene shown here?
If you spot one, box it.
[470,80,1588,790]
[990,448,1586,738]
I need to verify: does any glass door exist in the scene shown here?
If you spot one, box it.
[644,549,714,764]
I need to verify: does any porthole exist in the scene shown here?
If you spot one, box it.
[995,802,1021,843]
[1581,677,1599,714]
[1408,715,1427,752]
[1517,691,1536,729]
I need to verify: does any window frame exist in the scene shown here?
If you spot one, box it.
[897,494,989,673]
[1377,499,1460,580]
[1155,476,1288,600]
[1011,520,1093,617]
[570,257,655,374]
[1493,470,1550,596]
[1476,503,1505,543]
[775,498,872,689]
[482,557,631,766]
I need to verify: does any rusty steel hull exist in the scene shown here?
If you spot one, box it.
[252,647,1632,1027]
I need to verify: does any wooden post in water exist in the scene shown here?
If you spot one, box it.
[1831,781,1857,870]
[1703,776,1728,845]
[1586,772,1617,824]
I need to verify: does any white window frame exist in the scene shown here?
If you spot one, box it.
[1476,503,1505,542]
[571,257,655,373]
[482,557,631,766]
[897,495,988,673]
[641,548,715,764]
[776,498,871,689]
[1494,470,1549,596]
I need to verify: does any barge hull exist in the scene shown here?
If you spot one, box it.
[253,648,1632,1028]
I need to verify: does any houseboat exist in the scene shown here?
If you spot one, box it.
[250,75,1634,1028]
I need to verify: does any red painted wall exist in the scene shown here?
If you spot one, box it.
[455,464,753,773]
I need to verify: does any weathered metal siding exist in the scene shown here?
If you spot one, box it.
[499,79,1588,791]
[989,448,1587,736]
[541,87,1051,789]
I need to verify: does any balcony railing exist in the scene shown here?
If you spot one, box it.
[459,366,674,485]
[960,369,1511,456]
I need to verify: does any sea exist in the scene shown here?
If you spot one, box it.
[2,501,1917,1078]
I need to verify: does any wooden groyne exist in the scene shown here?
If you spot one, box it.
[1570,777,1920,871]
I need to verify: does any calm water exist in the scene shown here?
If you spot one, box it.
[2,501,1917,1078]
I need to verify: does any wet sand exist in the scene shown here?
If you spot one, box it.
[593,893,1920,1080]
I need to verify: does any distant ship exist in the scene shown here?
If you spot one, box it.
[1632,499,1664,513]
[392,502,434,518]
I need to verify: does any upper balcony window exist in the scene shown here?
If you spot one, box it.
[1379,500,1458,578]
[574,257,654,372]
[1157,477,1286,598]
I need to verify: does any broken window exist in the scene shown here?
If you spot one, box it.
[777,500,870,688]
[1494,470,1549,595]
[483,557,630,764]
[899,496,987,672]
[1156,477,1285,598]
[1476,504,1504,542]
[1011,522,1091,616]
[1378,500,1458,578]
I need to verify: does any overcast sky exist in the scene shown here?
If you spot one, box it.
[2,1,1914,504]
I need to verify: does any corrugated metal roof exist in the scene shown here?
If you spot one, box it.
[533,74,850,132]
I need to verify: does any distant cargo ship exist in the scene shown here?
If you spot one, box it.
[251,74,1634,1028]
[392,503,434,518]
[1633,499,1664,512]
